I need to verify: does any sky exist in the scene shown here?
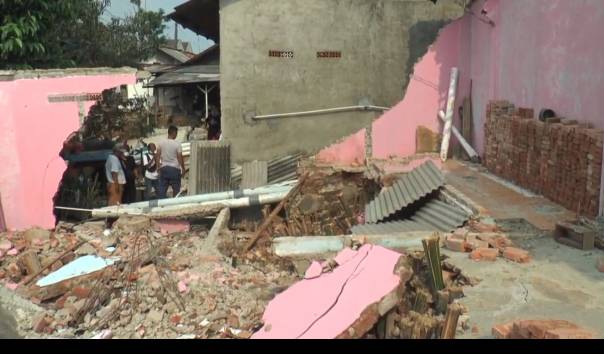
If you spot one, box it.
[104,0,215,53]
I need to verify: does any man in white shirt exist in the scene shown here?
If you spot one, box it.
[156,125,185,198]
[143,143,159,200]
[105,144,127,206]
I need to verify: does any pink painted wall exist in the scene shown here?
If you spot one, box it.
[317,18,471,164]
[315,129,366,165]
[0,72,135,231]
[469,0,604,156]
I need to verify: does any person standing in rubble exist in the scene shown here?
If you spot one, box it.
[105,144,127,206]
[156,125,185,198]
[121,143,138,204]
[143,143,159,200]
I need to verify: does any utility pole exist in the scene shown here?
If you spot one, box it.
[174,22,179,42]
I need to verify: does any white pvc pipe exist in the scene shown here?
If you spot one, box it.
[96,180,296,211]
[440,68,459,162]
[91,191,289,218]
[252,105,390,120]
[438,110,479,160]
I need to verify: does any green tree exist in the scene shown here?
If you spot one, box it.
[0,0,166,69]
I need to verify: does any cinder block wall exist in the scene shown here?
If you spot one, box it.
[484,100,603,217]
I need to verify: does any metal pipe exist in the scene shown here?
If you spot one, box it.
[252,105,390,120]
[91,191,288,218]
[96,180,297,211]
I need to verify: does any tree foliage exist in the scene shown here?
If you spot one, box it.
[0,0,166,69]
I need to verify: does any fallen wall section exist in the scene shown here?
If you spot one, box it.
[252,244,402,339]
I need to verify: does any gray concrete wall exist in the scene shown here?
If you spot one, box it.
[220,0,468,162]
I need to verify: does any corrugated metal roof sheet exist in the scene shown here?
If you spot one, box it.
[147,65,219,87]
[365,160,445,224]
[231,153,302,188]
[352,199,470,235]
[158,47,192,63]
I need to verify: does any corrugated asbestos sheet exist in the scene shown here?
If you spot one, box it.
[365,160,445,224]
[188,141,231,194]
[241,161,269,189]
[352,199,470,235]
[231,153,302,188]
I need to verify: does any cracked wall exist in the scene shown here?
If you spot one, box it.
[219,0,470,163]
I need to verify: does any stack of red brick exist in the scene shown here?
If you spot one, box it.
[484,101,603,217]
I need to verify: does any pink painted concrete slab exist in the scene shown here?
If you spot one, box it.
[334,248,358,266]
[252,245,401,339]
[304,261,323,279]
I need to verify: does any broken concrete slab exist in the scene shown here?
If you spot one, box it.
[36,255,118,287]
[272,231,433,257]
[252,244,402,339]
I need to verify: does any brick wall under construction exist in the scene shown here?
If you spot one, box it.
[484,100,603,217]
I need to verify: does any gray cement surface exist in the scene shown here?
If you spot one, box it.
[446,218,604,339]
[0,306,20,339]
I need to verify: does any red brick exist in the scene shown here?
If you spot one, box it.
[452,227,469,239]
[466,239,490,251]
[32,314,52,333]
[469,248,498,262]
[0,269,5,279]
[544,327,594,339]
[503,247,531,263]
[492,322,513,339]
[71,286,91,299]
[445,238,467,252]
[473,222,499,233]
[170,314,182,325]
[597,258,604,273]
[476,233,512,250]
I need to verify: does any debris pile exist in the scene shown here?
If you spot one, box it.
[263,164,378,236]
[0,217,297,339]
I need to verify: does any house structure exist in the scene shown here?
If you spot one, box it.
[168,0,604,218]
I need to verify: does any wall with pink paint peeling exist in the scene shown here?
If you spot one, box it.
[316,129,366,165]
[316,18,470,164]
[0,71,136,231]
[469,0,604,156]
